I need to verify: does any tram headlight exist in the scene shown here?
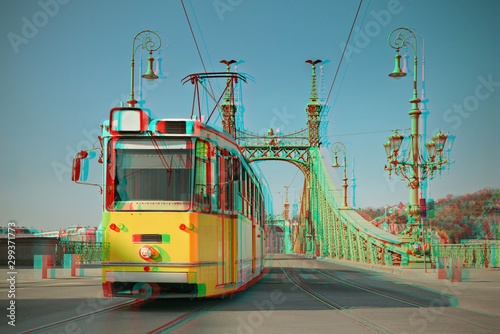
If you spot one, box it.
[139,245,160,260]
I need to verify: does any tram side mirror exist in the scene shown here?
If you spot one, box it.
[71,158,81,182]
[72,151,89,182]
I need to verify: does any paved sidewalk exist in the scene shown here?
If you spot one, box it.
[0,267,101,288]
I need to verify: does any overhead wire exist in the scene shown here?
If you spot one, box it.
[330,0,371,110]
[289,169,300,188]
[188,0,222,94]
[324,0,364,107]
[180,0,219,120]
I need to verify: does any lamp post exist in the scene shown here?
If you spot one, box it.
[127,30,162,107]
[331,142,349,209]
[351,156,357,208]
[384,28,450,244]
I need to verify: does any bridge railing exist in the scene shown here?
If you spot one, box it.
[55,241,109,265]
[432,243,499,268]
[307,151,500,268]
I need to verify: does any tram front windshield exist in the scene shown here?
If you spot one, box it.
[111,138,193,211]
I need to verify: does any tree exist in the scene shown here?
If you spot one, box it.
[361,188,499,242]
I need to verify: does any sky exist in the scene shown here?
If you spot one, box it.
[0,0,498,231]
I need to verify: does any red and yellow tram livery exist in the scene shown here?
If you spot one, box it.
[74,107,266,298]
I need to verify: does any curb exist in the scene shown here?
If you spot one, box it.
[310,255,441,281]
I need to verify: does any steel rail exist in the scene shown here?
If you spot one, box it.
[146,299,223,333]
[276,258,395,334]
[19,299,142,334]
[19,296,223,334]
[313,266,500,332]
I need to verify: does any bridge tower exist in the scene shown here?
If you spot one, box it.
[305,59,323,147]
[303,59,324,255]
[221,60,237,138]
[284,186,290,220]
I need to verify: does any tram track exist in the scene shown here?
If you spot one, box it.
[146,299,223,333]
[311,266,500,332]
[19,299,143,334]
[18,297,223,334]
[274,255,500,333]
[276,259,395,334]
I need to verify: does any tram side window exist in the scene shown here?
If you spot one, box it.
[219,150,233,214]
[255,184,258,221]
[246,172,251,219]
[250,178,255,220]
[237,165,242,214]
[254,183,258,221]
[257,192,261,224]
[232,157,240,212]
[241,167,248,216]
[260,193,265,224]
[225,153,233,213]
[217,153,222,214]
[259,192,265,225]
[241,168,248,216]
[256,192,261,225]
[211,151,218,214]
[194,139,216,213]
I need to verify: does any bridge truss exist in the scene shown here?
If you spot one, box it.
[237,131,409,265]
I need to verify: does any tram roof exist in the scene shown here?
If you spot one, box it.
[102,109,264,189]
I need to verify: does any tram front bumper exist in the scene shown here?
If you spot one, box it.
[105,271,188,283]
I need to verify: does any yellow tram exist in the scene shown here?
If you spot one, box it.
[73,107,266,298]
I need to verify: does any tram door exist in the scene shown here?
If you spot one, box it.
[252,224,256,274]
[217,218,232,285]
[217,152,236,286]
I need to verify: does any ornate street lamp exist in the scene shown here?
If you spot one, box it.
[331,142,349,209]
[127,30,162,107]
[384,28,451,243]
